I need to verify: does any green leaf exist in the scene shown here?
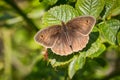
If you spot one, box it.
[110,7,120,17]
[49,58,73,67]
[117,31,120,46]
[75,0,105,18]
[88,44,106,58]
[84,40,102,57]
[103,0,116,19]
[47,49,75,67]
[110,0,120,17]
[68,56,86,79]
[103,0,120,19]
[42,5,79,27]
[98,19,120,45]
[74,56,86,71]
[68,57,77,79]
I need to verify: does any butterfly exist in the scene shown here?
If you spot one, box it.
[34,16,96,56]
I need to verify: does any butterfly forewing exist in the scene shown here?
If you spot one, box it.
[34,25,61,48]
[66,16,96,35]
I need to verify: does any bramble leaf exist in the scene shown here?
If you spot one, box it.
[42,5,79,27]
[103,0,120,19]
[68,56,86,79]
[75,0,105,18]
[98,19,120,45]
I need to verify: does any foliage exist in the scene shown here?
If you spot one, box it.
[0,0,120,80]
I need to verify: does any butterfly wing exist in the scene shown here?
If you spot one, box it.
[66,16,96,52]
[66,16,96,35]
[34,25,61,48]
[51,32,73,56]
[68,31,89,52]
[35,16,96,56]
[51,28,89,56]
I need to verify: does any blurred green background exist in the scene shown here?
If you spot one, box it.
[0,0,120,80]
[0,0,59,80]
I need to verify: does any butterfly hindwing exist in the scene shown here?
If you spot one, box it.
[51,31,73,55]
[68,30,89,52]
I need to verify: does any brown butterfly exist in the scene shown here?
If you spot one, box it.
[34,16,96,56]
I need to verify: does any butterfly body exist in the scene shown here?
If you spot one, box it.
[34,16,96,56]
